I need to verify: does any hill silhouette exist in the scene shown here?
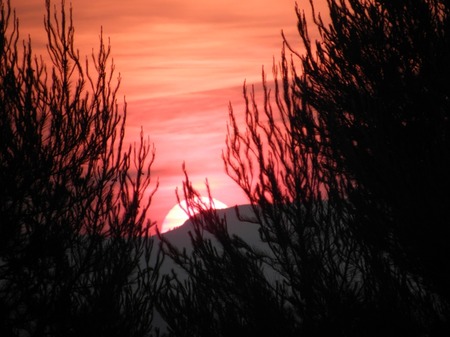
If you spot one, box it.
[157,204,264,269]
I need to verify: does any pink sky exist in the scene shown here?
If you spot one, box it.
[11,0,325,230]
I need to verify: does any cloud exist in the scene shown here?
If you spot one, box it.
[10,0,328,227]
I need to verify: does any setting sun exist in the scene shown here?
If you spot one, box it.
[161,197,228,233]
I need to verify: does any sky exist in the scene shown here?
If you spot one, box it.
[11,0,326,231]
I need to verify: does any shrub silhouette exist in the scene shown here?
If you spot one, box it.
[0,1,162,336]
[160,1,450,336]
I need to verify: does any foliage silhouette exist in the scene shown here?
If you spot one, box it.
[160,0,450,336]
[0,1,162,336]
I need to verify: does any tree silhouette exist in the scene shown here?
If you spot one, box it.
[161,0,450,336]
[158,170,297,337]
[0,1,162,336]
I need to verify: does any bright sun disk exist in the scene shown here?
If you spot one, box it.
[160,197,228,233]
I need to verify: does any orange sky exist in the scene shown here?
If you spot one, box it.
[11,0,326,230]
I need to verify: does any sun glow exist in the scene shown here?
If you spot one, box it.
[160,197,228,233]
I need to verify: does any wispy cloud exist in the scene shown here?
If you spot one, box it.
[11,0,327,227]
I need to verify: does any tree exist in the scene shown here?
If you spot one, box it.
[0,1,162,336]
[160,0,450,336]
[293,0,450,305]
[158,170,297,337]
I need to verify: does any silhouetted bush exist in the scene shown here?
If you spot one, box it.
[161,1,450,336]
[0,1,162,336]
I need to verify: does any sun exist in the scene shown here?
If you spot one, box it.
[160,197,228,233]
